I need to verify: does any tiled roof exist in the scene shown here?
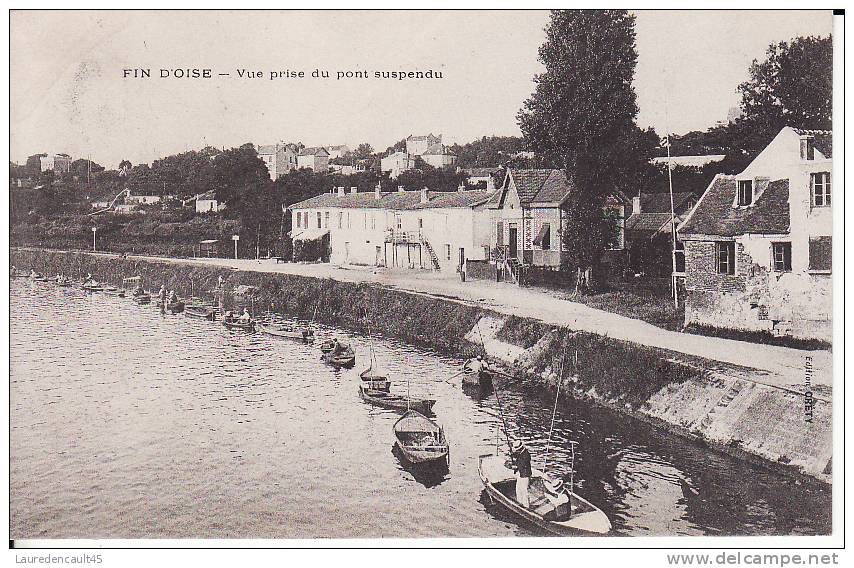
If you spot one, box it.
[289,189,495,210]
[793,128,832,158]
[407,134,439,142]
[299,147,330,157]
[679,175,790,237]
[422,143,455,156]
[625,212,673,233]
[639,191,695,214]
[532,169,575,204]
[257,145,278,155]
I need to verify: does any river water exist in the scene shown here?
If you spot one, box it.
[10,279,831,539]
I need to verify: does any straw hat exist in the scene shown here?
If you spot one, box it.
[510,439,524,453]
[546,478,565,495]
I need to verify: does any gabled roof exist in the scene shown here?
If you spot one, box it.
[793,128,832,158]
[289,189,495,211]
[679,175,790,237]
[638,191,696,214]
[407,134,439,142]
[299,147,330,157]
[626,212,674,233]
[258,144,297,155]
[422,143,454,156]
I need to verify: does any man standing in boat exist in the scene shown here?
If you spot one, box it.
[510,439,532,508]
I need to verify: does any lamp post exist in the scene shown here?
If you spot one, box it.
[232,234,240,260]
[92,227,97,252]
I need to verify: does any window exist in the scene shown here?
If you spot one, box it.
[716,242,735,275]
[737,180,753,206]
[396,216,402,230]
[295,212,301,229]
[809,237,831,272]
[811,172,831,207]
[800,137,815,160]
[772,242,792,272]
[418,218,423,229]
[445,244,451,260]
[324,212,329,229]
[338,212,343,229]
[316,212,322,229]
[533,223,551,250]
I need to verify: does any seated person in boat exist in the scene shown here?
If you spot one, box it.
[239,308,252,323]
[224,310,234,323]
[331,338,342,354]
[540,478,571,521]
[510,439,532,508]
[169,290,179,303]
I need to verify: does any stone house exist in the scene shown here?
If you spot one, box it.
[288,185,494,272]
[325,145,351,160]
[195,191,225,214]
[381,151,415,178]
[679,127,832,341]
[297,147,330,172]
[462,168,499,190]
[405,134,442,156]
[257,143,298,179]
[420,143,457,169]
[625,191,697,276]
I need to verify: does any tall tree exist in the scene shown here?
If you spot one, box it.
[517,10,641,291]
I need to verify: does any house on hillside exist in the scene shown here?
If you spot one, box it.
[258,143,298,179]
[679,126,832,341]
[381,151,415,178]
[650,154,726,170]
[39,153,72,174]
[625,191,697,276]
[406,134,442,156]
[195,191,225,213]
[462,168,500,190]
[297,147,330,172]
[325,145,351,160]
[485,168,630,282]
[420,143,457,169]
[288,184,495,271]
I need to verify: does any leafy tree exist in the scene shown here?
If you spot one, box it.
[449,135,527,168]
[738,35,832,152]
[353,143,374,160]
[518,9,641,291]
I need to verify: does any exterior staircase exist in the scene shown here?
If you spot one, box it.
[420,236,441,270]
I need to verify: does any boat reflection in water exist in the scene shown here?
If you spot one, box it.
[8,279,832,539]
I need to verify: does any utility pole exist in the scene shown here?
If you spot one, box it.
[664,134,679,309]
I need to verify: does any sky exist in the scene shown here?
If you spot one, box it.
[10,10,833,169]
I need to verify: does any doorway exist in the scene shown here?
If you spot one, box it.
[508,224,518,259]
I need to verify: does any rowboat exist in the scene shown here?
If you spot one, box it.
[82,281,103,292]
[477,454,611,536]
[166,300,185,314]
[393,410,449,465]
[358,383,435,415]
[359,367,390,392]
[222,319,255,332]
[321,345,356,367]
[55,278,72,288]
[185,304,217,320]
[319,338,335,353]
[133,293,151,305]
[463,358,494,388]
[257,321,314,342]
[103,286,126,297]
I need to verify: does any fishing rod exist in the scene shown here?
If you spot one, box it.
[543,339,568,475]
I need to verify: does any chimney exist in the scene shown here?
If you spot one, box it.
[375,182,382,200]
[799,134,815,160]
[632,196,641,215]
[420,187,429,204]
[397,185,405,193]
[337,186,345,196]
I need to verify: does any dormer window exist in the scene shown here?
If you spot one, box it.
[737,180,753,206]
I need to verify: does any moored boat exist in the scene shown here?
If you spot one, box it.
[257,321,314,341]
[359,367,390,392]
[133,293,151,305]
[463,358,494,388]
[358,383,435,415]
[222,318,255,332]
[82,281,103,292]
[103,285,126,297]
[477,454,611,536]
[321,344,356,367]
[166,300,185,313]
[393,410,449,465]
[185,304,217,320]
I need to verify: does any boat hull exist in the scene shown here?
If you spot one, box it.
[477,455,611,536]
[393,411,449,465]
[359,386,435,415]
[185,306,216,320]
[257,322,314,341]
[222,320,255,332]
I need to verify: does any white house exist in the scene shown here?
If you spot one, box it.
[405,134,441,156]
[288,185,495,272]
[195,191,225,213]
[462,168,499,190]
[297,147,330,171]
[679,126,832,341]
[325,145,351,160]
[39,153,72,174]
[381,151,415,178]
[420,143,457,169]
[258,143,298,179]
[126,193,162,205]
